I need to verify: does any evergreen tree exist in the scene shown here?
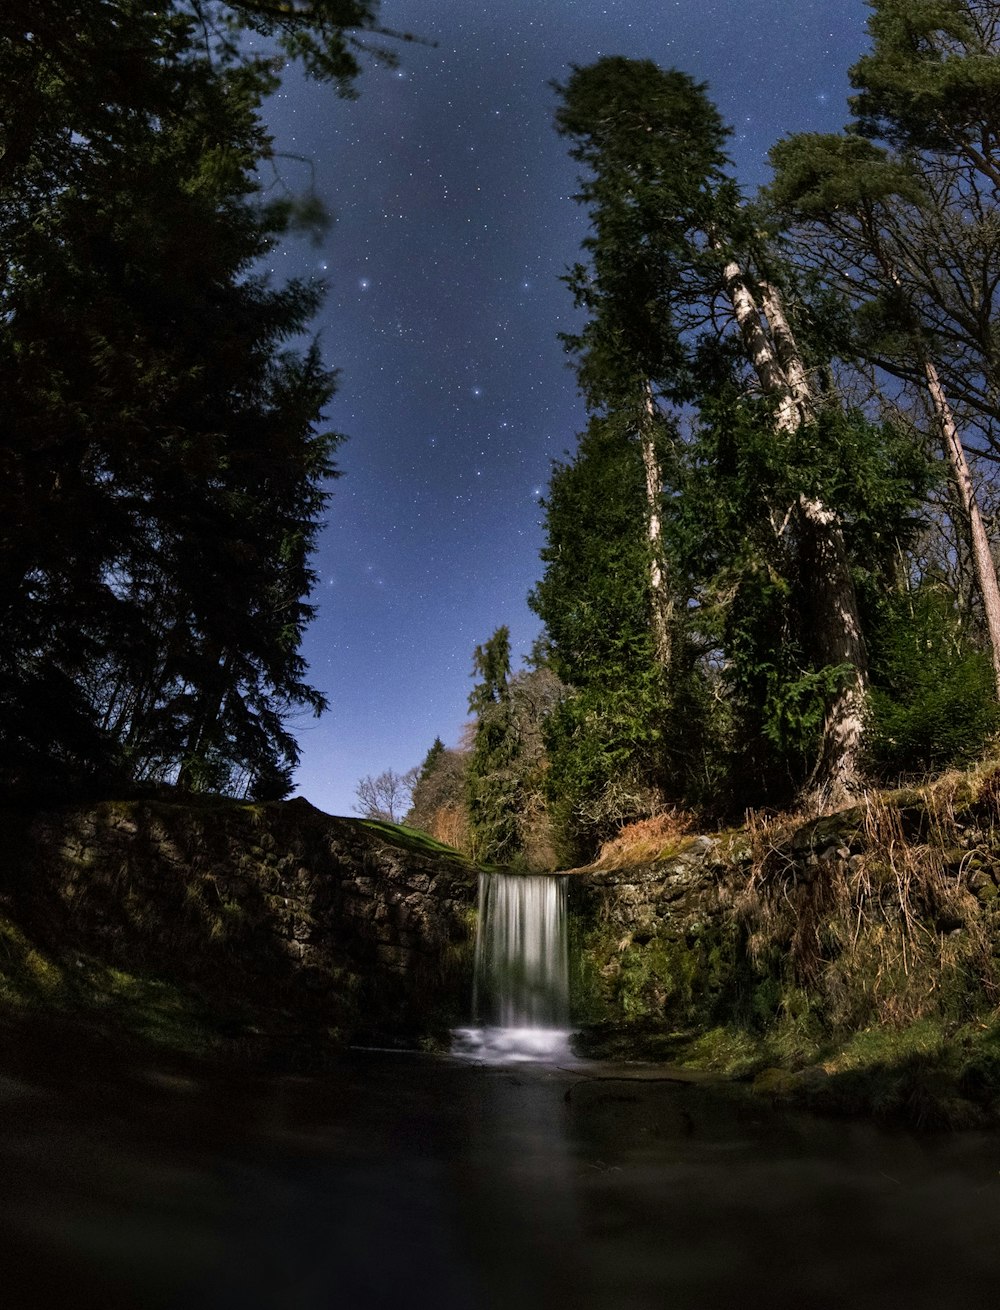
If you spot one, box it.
[466,628,520,864]
[465,629,563,867]
[0,1,374,796]
[766,0,1000,700]
[406,737,472,851]
[529,416,684,845]
[549,57,929,810]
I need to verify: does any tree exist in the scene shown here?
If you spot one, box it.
[765,0,1000,698]
[465,629,564,866]
[552,57,888,809]
[529,416,685,844]
[554,60,731,676]
[0,1,383,797]
[353,767,419,823]
[406,737,472,850]
[466,627,519,863]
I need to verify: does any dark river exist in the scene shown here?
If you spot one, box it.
[1,1036,999,1309]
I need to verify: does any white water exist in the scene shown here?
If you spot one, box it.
[452,872,575,1064]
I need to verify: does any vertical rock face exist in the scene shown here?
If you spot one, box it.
[567,837,738,1030]
[2,797,479,1043]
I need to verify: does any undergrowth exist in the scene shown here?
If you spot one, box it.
[589,810,697,869]
[735,785,1000,1035]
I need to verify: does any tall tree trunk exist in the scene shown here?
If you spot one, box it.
[641,381,673,667]
[923,358,1000,700]
[866,236,1000,698]
[722,262,868,810]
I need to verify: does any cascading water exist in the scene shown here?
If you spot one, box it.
[452,872,575,1063]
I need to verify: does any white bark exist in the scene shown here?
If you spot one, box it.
[722,263,868,810]
[641,381,672,668]
[924,358,1000,700]
[870,247,1000,698]
[760,281,814,420]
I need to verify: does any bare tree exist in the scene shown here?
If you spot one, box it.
[353,766,419,823]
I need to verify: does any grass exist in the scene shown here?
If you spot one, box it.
[0,911,237,1058]
[357,818,481,863]
[569,762,1000,1128]
[588,1016,1000,1129]
[586,811,698,870]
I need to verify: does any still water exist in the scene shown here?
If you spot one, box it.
[1,1034,999,1309]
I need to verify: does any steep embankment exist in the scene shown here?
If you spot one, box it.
[568,769,1000,1125]
[0,796,478,1064]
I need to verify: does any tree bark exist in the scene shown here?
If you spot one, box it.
[640,381,673,668]
[722,263,868,810]
[866,238,1000,699]
[923,358,1000,700]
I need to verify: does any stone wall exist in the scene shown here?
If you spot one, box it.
[2,796,479,1045]
[567,785,1000,1043]
[567,836,741,1031]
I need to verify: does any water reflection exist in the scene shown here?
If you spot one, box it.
[1,1037,999,1309]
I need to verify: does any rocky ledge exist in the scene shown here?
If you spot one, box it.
[1,796,479,1058]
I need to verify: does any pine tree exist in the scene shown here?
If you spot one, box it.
[528,416,681,843]
[464,630,564,866]
[766,0,1000,699]
[0,1,368,796]
[466,628,520,863]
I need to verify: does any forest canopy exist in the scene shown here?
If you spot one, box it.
[377,1,1000,866]
[0,0,393,799]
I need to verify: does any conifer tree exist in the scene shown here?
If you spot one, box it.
[0,1,381,796]
[550,57,898,809]
[466,628,520,863]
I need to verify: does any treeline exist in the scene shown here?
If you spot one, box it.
[369,1,1000,866]
[1,2,397,800]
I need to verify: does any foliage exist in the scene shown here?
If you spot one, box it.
[866,585,1000,776]
[553,57,737,410]
[0,0,380,798]
[679,393,932,803]
[547,55,921,815]
[849,0,1000,157]
[529,419,681,847]
[464,630,563,867]
[405,738,472,852]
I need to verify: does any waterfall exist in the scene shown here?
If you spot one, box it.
[452,872,574,1063]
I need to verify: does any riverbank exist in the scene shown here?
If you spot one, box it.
[3,773,1000,1127]
[568,762,1000,1127]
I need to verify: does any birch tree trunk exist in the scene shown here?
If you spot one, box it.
[866,240,1000,698]
[641,381,673,668]
[722,263,868,810]
[923,358,1000,700]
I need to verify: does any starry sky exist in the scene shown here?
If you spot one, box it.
[265,0,872,818]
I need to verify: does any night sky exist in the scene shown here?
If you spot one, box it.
[264,0,871,817]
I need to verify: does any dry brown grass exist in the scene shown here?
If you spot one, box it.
[733,787,1000,1031]
[591,809,697,870]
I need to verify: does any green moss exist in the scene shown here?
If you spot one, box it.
[685,1026,770,1078]
[0,918,66,1002]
